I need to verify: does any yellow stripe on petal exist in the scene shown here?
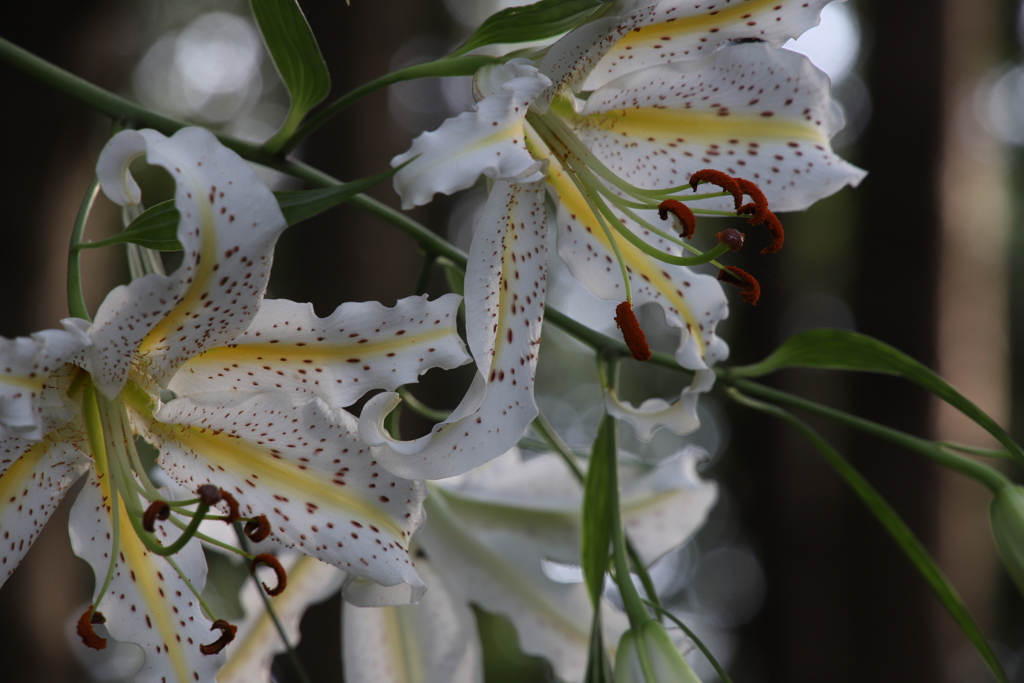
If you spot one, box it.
[615,0,783,52]
[580,106,830,146]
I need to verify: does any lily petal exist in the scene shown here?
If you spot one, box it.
[219,554,345,683]
[86,128,287,397]
[420,492,629,682]
[168,294,470,408]
[69,473,221,683]
[605,369,715,440]
[549,160,729,370]
[576,42,866,211]
[0,423,89,588]
[140,393,426,593]
[621,446,718,566]
[360,180,548,480]
[585,0,836,91]
[0,325,88,439]
[343,559,483,683]
[392,66,551,209]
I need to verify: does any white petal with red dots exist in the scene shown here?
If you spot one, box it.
[360,181,548,480]
[583,0,837,91]
[168,294,469,408]
[68,474,222,683]
[549,161,729,370]
[219,554,345,683]
[85,128,287,398]
[575,43,866,212]
[391,68,551,209]
[140,393,426,594]
[0,425,88,588]
[0,325,88,440]
[343,559,483,683]
[605,368,715,440]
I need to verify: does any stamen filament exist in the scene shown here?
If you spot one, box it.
[163,553,219,621]
[81,382,122,615]
[166,514,254,559]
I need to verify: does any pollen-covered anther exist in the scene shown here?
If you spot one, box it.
[250,553,288,596]
[244,514,271,543]
[197,484,222,506]
[734,177,770,225]
[614,301,652,361]
[143,500,171,532]
[689,169,743,210]
[77,607,107,650]
[760,211,784,254]
[199,619,238,656]
[218,489,240,522]
[718,266,761,305]
[657,200,696,239]
[716,228,745,252]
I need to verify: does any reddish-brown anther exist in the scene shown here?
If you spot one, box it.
[77,608,107,650]
[716,228,745,252]
[250,553,288,596]
[734,177,770,225]
[143,500,171,532]
[200,619,238,655]
[614,301,652,361]
[760,211,784,253]
[688,169,743,210]
[218,489,240,522]
[718,266,761,305]
[657,199,697,238]
[197,484,222,506]
[244,514,271,543]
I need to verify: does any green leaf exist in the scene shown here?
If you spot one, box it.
[728,388,1009,683]
[580,414,616,606]
[729,328,1024,463]
[77,200,183,251]
[453,0,608,57]
[275,165,399,226]
[250,0,330,153]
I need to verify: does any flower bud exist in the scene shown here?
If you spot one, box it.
[614,620,703,683]
[991,484,1024,597]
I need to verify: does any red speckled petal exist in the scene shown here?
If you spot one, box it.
[168,294,469,409]
[85,128,287,398]
[575,43,865,211]
[360,180,548,480]
[68,473,221,683]
[139,393,426,595]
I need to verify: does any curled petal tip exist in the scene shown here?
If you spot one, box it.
[718,266,761,305]
[615,301,652,361]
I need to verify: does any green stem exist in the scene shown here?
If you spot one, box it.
[641,599,736,683]
[68,176,101,320]
[728,377,1010,494]
[281,55,500,155]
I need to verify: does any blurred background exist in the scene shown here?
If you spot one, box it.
[1,0,1022,681]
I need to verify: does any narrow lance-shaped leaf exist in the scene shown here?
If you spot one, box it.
[728,387,1010,683]
[580,414,615,606]
[728,328,1024,464]
[453,0,608,57]
[250,0,330,151]
[81,168,400,253]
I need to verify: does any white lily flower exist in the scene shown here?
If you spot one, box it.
[343,446,717,682]
[0,128,470,681]
[374,1,865,470]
